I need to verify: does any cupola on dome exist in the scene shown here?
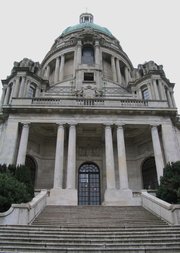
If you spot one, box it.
[61,13,113,37]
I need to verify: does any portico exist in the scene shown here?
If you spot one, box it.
[12,116,176,205]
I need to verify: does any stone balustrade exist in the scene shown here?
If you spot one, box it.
[8,97,172,110]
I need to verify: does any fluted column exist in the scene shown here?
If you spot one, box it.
[53,124,65,188]
[124,66,129,86]
[159,80,166,100]
[105,125,116,189]
[111,56,117,82]
[151,125,164,183]
[116,125,129,189]
[167,89,173,107]
[12,77,20,98]
[66,124,76,189]
[45,65,50,80]
[4,86,11,105]
[54,57,60,83]
[95,40,100,66]
[16,123,29,165]
[76,40,82,67]
[170,91,176,108]
[116,59,122,84]
[59,55,65,82]
[0,87,6,105]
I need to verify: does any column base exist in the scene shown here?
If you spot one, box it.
[103,189,140,206]
[47,188,77,205]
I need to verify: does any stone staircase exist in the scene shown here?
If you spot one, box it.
[0,205,180,252]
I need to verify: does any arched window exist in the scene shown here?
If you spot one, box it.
[142,157,158,189]
[27,84,36,98]
[78,162,101,205]
[82,45,94,65]
[141,85,149,100]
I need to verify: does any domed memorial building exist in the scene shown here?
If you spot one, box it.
[0,13,180,206]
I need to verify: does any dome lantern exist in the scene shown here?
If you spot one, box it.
[79,13,94,24]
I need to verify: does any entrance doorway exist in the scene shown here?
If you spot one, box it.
[142,156,158,189]
[78,163,101,205]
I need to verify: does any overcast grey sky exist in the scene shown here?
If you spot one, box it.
[0,0,179,111]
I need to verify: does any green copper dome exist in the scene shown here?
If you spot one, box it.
[61,13,113,37]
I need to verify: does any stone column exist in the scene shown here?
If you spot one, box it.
[166,89,173,107]
[66,124,76,189]
[59,55,65,82]
[170,91,176,108]
[116,125,129,189]
[76,40,82,67]
[150,82,155,99]
[53,124,65,188]
[95,40,100,66]
[111,56,117,82]
[116,59,122,84]
[4,86,11,105]
[54,57,60,83]
[16,123,29,165]
[105,125,116,189]
[0,87,6,105]
[45,65,50,80]
[159,80,166,100]
[161,123,179,162]
[12,77,20,98]
[124,66,129,86]
[153,80,160,100]
[151,125,164,183]
[18,77,26,97]
[147,84,152,99]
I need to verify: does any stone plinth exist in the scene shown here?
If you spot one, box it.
[47,188,77,205]
[103,189,140,206]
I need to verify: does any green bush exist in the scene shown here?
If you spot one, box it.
[156,161,180,204]
[0,173,32,212]
[0,164,34,212]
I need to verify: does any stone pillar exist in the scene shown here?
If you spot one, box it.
[16,123,29,165]
[12,77,20,98]
[153,80,160,100]
[111,56,117,82]
[161,123,179,163]
[66,124,76,189]
[54,57,60,83]
[150,82,155,99]
[116,59,122,84]
[18,77,26,97]
[159,80,166,100]
[59,55,65,82]
[124,66,129,86]
[53,124,65,188]
[45,65,50,80]
[76,40,82,67]
[105,125,116,189]
[116,125,129,189]
[95,40,100,66]
[151,126,164,183]
[170,91,176,108]
[0,88,6,105]
[4,86,11,105]
[166,89,173,108]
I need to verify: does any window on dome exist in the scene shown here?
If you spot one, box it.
[82,46,94,65]
[84,72,94,81]
[141,87,149,100]
[28,84,36,98]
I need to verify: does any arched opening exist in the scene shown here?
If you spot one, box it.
[25,155,37,187]
[78,162,101,205]
[82,45,94,65]
[142,157,158,190]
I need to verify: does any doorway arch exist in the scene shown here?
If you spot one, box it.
[142,156,158,189]
[78,162,101,205]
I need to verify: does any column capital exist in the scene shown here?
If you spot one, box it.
[116,124,125,129]
[21,122,30,127]
[68,122,77,127]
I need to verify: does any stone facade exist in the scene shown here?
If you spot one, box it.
[0,13,180,206]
